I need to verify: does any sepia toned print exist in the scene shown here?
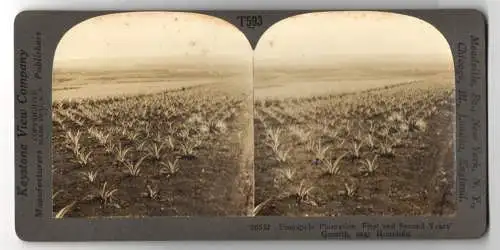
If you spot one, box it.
[51,12,254,218]
[253,11,456,216]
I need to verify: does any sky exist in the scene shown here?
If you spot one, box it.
[255,11,453,65]
[54,11,453,68]
[54,12,253,68]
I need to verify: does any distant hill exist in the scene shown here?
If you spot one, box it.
[53,55,251,72]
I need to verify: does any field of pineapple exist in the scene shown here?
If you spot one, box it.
[253,80,456,216]
[52,85,254,218]
[52,77,456,218]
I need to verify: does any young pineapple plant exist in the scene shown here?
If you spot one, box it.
[277,167,296,182]
[305,138,316,153]
[378,139,395,158]
[146,184,159,200]
[147,142,165,161]
[265,127,282,153]
[98,182,118,206]
[349,141,364,160]
[80,170,99,183]
[313,139,330,164]
[251,198,272,216]
[160,159,181,175]
[414,117,428,132]
[365,133,376,150]
[179,139,201,159]
[114,143,132,163]
[52,189,63,200]
[294,180,315,204]
[54,201,77,219]
[215,120,227,134]
[104,142,115,154]
[74,148,92,167]
[274,146,291,164]
[177,128,191,141]
[126,131,140,141]
[342,181,358,198]
[136,140,148,152]
[323,152,348,176]
[87,127,110,146]
[65,130,82,155]
[166,136,176,150]
[124,155,149,176]
[359,155,380,175]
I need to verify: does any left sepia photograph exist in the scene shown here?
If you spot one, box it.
[51,12,255,218]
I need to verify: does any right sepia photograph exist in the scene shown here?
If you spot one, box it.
[253,11,456,216]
